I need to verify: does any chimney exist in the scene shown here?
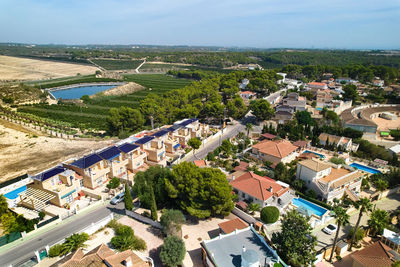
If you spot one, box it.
[123,257,132,267]
[232,175,235,180]
[242,246,246,253]
[268,186,273,193]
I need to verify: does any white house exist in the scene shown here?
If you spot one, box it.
[296,159,364,203]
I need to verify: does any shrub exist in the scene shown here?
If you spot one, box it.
[61,233,89,255]
[261,206,280,224]
[107,178,120,190]
[160,236,186,267]
[38,211,46,220]
[329,157,345,165]
[160,209,186,236]
[110,224,147,251]
[49,244,63,257]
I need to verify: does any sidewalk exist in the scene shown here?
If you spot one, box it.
[0,200,107,254]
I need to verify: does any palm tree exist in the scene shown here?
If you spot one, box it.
[348,197,372,251]
[329,206,350,262]
[247,203,261,215]
[245,123,253,137]
[368,209,389,236]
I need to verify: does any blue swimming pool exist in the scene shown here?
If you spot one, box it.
[350,163,381,174]
[4,185,27,200]
[292,197,328,217]
[50,85,117,99]
[303,150,325,159]
[316,107,323,111]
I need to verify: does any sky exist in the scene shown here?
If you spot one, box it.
[0,0,399,49]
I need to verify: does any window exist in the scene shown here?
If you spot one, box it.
[79,179,83,187]
[97,177,103,185]
[65,194,73,203]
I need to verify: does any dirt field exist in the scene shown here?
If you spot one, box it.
[372,117,400,131]
[0,119,112,182]
[0,55,99,81]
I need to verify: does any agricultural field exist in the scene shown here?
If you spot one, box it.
[0,55,99,81]
[91,59,143,70]
[16,74,193,130]
[139,63,191,72]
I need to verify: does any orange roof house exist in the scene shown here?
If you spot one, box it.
[349,241,395,267]
[230,172,292,207]
[54,244,152,267]
[251,139,298,166]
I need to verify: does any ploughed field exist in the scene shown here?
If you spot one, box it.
[0,55,99,81]
[17,74,192,130]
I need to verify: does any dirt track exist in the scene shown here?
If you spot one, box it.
[0,55,99,81]
[0,119,112,182]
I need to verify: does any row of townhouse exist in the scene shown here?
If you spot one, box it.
[6,119,210,210]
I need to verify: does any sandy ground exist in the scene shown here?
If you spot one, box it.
[0,119,112,182]
[0,55,99,81]
[372,117,400,131]
[181,213,238,266]
[118,216,164,266]
[92,82,144,97]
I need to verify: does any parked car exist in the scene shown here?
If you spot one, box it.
[110,192,125,205]
[322,224,337,235]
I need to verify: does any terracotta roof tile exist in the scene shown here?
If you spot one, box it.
[218,218,248,234]
[351,241,394,267]
[230,172,288,201]
[252,140,297,159]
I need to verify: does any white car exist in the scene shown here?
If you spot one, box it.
[322,224,337,235]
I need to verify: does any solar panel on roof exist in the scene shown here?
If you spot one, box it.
[71,154,103,169]
[135,136,154,144]
[36,166,65,181]
[98,146,120,160]
[179,118,198,127]
[153,129,169,137]
[118,143,139,153]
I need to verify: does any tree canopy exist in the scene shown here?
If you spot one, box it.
[271,210,317,267]
[133,163,234,219]
[250,99,275,121]
[160,236,186,267]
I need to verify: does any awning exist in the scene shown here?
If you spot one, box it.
[173,143,181,149]
[61,189,76,199]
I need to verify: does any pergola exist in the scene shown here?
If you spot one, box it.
[19,187,55,211]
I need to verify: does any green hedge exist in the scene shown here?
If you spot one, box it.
[295,191,332,210]
[260,206,280,224]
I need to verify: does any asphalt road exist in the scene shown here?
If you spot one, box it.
[0,202,125,267]
[185,113,256,162]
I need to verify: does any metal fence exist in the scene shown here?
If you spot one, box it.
[37,215,60,228]
[0,232,22,247]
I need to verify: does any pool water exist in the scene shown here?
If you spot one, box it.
[4,185,27,200]
[303,150,325,159]
[316,107,323,111]
[350,163,381,174]
[50,85,116,99]
[292,197,328,217]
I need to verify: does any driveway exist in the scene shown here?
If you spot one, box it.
[313,194,400,251]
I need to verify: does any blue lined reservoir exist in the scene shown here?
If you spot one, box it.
[50,85,117,99]
[350,163,381,174]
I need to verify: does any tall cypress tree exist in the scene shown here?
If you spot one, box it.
[150,187,158,221]
[124,183,133,211]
